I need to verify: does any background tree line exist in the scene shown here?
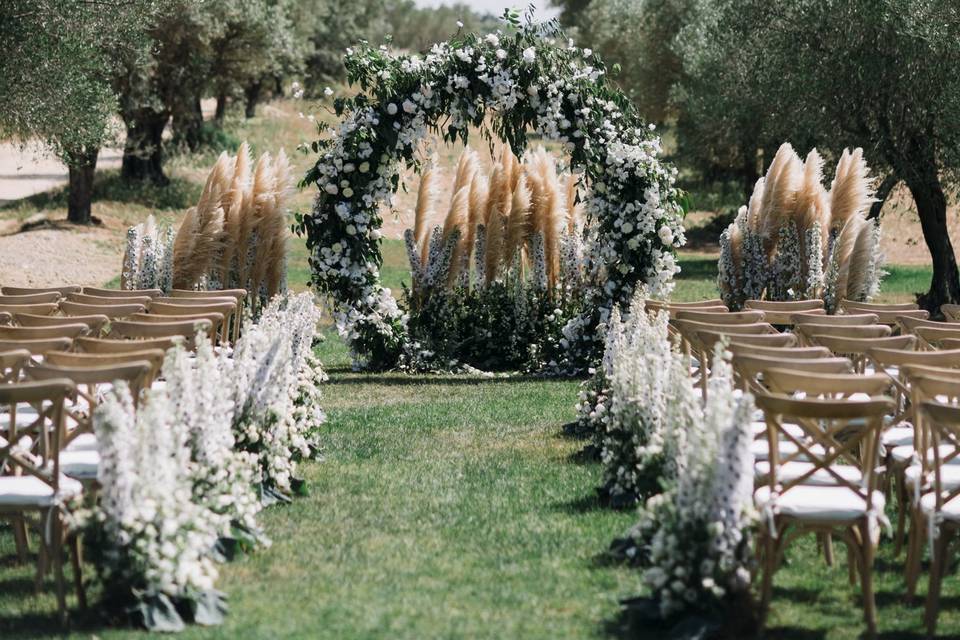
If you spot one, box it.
[556,0,960,310]
[0,0,492,223]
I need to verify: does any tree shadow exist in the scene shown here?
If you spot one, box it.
[554,493,605,515]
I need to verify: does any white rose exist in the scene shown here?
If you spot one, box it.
[346,225,357,235]
[658,225,674,245]
[370,229,382,240]
[324,86,333,97]
[496,49,507,60]
[386,103,398,115]
[342,188,354,198]
[485,33,499,47]
[402,99,416,114]
[359,162,370,173]
[522,47,536,64]
[621,222,633,234]
[324,183,339,195]
[331,242,342,253]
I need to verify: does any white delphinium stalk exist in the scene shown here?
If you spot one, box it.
[122,226,141,290]
[803,223,824,300]
[740,228,766,302]
[424,228,459,290]
[641,343,756,618]
[822,229,841,313]
[473,224,487,289]
[404,228,424,289]
[422,225,444,287]
[92,383,220,606]
[769,223,801,300]
[861,219,886,301]
[530,231,548,291]
[159,226,175,293]
[138,235,157,290]
[717,226,737,308]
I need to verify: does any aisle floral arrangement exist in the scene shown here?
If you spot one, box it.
[401,146,586,371]
[85,292,326,631]
[717,143,885,312]
[301,10,685,372]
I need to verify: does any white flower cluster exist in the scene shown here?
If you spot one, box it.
[122,215,174,292]
[228,293,326,496]
[638,344,756,618]
[160,334,264,544]
[92,383,220,601]
[598,292,700,505]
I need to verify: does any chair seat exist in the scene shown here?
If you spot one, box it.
[0,475,82,507]
[920,492,960,520]
[64,432,98,452]
[882,425,915,448]
[755,461,862,486]
[750,440,825,462]
[906,465,960,492]
[891,445,958,465]
[755,484,886,522]
[60,449,100,480]
[752,421,806,440]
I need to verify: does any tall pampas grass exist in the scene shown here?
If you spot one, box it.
[829,148,874,230]
[414,167,438,266]
[504,173,531,267]
[443,186,471,285]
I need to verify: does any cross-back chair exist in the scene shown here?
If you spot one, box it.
[809,335,916,373]
[0,285,80,297]
[915,325,960,349]
[80,286,162,298]
[0,303,58,317]
[13,313,109,335]
[74,336,180,355]
[59,300,145,319]
[147,300,235,345]
[109,318,213,348]
[0,292,62,305]
[898,315,957,337]
[744,299,825,325]
[66,292,153,307]
[795,323,892,347]
[0,324,89,342]
[754,394,894,637]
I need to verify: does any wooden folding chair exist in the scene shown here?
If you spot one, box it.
[0,379,84,624]
[147,301,234,345]
[0,338,72,361]
[810,334,916,373]
[727,344,831,360]
[66,292,153,307]
[25,361,152,484]
[0,324,89,341]
[754,394,893,637]
[129,313,225,347]
[796,323,892,347]
[168,288,248,342]
[14,313,109,334]
[745,299,825,325]
[60,300,145,319]
[915,325,960,349]
[1,285,80,297]
[0,292,62,305]
[941,304,960,322]
[793,312,879,326]
[697,330,796,353]
[0,303,58,317]
[74,336,181,355]
[898,315,958,337]
[109,319,213,348]
[675,309,765,325]
[915,401,960,636]
[732,354,853,395]
[673,319,778,398]
[81,286,162,298]
[44,350,166,389]
[841,299,919,313]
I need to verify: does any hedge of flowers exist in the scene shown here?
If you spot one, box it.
[86,293,326,631]
[299,10,685,371]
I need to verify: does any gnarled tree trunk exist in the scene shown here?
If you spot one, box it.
[903,169,960,314]
[174,96,205,151]
[215,91,227,125]
[67,147,99,225]
[121,109,170,185]
[244,80,262,119]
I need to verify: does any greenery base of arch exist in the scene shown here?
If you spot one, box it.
[299,12,686,372]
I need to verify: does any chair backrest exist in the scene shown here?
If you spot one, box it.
[0,338,72,357]
[792,312,879,326]
[732,354,852,393]
[44,350,166,384]
[109,318,213,344]
[675,309,765,324]
[941,338,960,350]
[755,394,893,499]
[698,331,796,351]
[841,299,919,313]
[0,292,62,305]
[0,324,88,341]
[869,347,960,370]
[847,308,929,326]
[811,334,915,372]
[744,300,825,324]
[0,303,58,317]
[74,336,180,354]
[60,300,145,319]
[797,324,893,343]
[727,344,830,360]
[0,285,80,296]
[67,292,153,306]
[898,316,957,335]
[915,326,960,348]
[941,304,960,322]
[763,369,891,398]
[151,296,237,308]
[919,401,960,511]
[26,361,152,424]
[169,288,247,301]
[13,313,109,333]
[0,349,32,384]
[673,319,777,339]
[129,312,224,329]
[148,301,235,316]
[0,379,75,481]
[81,286,162,298]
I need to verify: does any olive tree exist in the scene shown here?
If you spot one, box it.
[677,0,960,311]
[0,0,156,223]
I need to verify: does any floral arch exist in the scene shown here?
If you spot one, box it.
[299,13,686,371]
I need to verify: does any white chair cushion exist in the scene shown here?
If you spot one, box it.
[882,425,914,448]
[755,484,885,522]
[60,450,100,480]
[751,421,806,440]
[891,445,959,465]
[0,474,81,506]
[905,464,960,492]
[755,461,862,486]
[750,440,825,462]
[920,492,960,521]
[64,432,98,452]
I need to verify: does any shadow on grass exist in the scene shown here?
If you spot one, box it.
[0,170,201,212]
[554,492,604,515]
[326,373,565,387]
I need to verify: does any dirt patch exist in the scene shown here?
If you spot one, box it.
[0,222,121,287]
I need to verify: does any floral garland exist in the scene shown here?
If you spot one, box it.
[299,11,685,371]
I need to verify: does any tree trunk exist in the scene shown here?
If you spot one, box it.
[67,147,99,225]
[121,109,170,185]
[868,173,898,220]
[903,170,960,314]
[173,96,205,151]
[215,91,227,125]
[244,80,262,119]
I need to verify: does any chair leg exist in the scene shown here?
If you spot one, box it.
[69,534,86,611]
[52,519,68,627]
[823,533,835,567]
[894,473,908,556]
[925,528,952,638]
[859,521,877,639]
[11,516,29,562]
[905,509,923,601]
[759,530,778,624]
